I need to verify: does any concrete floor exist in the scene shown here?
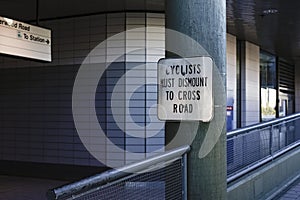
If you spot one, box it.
[0,175,66,200]
[2,174,300,200]
[274,177,300,200]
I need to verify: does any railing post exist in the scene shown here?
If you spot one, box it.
[270,125,274,156]
[182,153,188,200]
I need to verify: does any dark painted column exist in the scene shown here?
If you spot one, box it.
[165,0,227,199]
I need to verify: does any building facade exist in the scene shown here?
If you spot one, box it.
[0,8,298,179]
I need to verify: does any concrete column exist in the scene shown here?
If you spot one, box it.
[165,1,227,199]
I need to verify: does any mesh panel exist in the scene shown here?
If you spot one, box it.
[74,158,183,200]
[227,118,300,176]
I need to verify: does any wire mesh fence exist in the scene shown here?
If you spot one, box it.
[48,146,189,200]
[49,115,300,199]
[74,159,183,200]
[227,116,300,177]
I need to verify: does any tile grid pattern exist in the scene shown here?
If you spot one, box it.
[0,12,165,167]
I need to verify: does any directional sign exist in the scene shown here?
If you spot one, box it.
[0,16,51,62]
[158,56,214,121]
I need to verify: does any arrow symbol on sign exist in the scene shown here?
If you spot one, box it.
[46,39,50,44]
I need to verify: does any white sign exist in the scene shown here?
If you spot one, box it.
[158,56,213,121]
[0,16,51,62]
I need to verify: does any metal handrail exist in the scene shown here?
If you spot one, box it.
[227,113,300,138]
[47,145,190,200]
[48,113,300,198]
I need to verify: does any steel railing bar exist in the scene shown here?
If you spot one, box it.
[47,145,190,200]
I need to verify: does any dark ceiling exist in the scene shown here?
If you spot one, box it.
[227,0,300,63]
[0,0,299,63]
[0,0,164,21]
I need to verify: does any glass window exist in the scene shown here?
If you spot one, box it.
[260,51,277,121]
[278,59,295,117]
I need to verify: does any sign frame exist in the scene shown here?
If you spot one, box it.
[0,15,52,62]
[157,56,214,122]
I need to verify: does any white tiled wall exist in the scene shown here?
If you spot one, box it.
[242,42,260,126]
[125,13,165,164]
[0,12,165,167]
[226,34,237,130]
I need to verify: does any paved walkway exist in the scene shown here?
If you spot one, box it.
[0,175,66,200]
[274,177,300,200]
